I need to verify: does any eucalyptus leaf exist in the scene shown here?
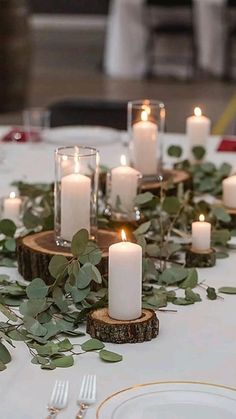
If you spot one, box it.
[7,329,29,342]
[0,219,16,237]
[162,197,181,214]
[71,229,89,257]
[167,145,182,158]
[41,363,56,370]
[58,338,73,352]
[215,252,229,259]
[185,288,201,302]
[206,286,217,300]
[0,303,18,322]
[99,349,122,363]
[23,210,41,229]
[78,242,102,265]
[218,287,236,294]
[172,297,193,306]
[48,255,68,280]
[159,267,188,285]
[0,341,11,364]
[26,278,49,299]
[134,192,154,206]
[211,207,231,223]
[192,146,206,160]
[4,238,16,252]
[134,221,151,236]
[81,338,105,352]
[67,284,90,303]
[179,268,198,289]
[0,360,6,371]
[0,258,16,267]
[78,263,102,288]
[24,316,47,337]
[53,287,68,312]
[211,229,231,246]
[51,355,74,368]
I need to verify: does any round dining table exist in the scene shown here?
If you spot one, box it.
[0,125,236,418]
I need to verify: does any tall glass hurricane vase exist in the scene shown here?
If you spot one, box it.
[54,146,99,247]
[128,99,165,177]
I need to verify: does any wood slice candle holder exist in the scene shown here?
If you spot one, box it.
[141,169,191,194]
[225,206,236,228]
[185,247,216,268]
[100,169,191,196]
[17,229,119,284]
[86,307,159,343]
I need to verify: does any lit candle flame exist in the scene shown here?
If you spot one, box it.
[194,107,202,117]
[121,229,127,242]
[9,192,16,199]
[199,214,205,222]
[141,110,148,122]
[62,155,68,162]
[120,154,127,166]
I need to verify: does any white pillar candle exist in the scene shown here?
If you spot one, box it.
[223,175,236,209]
[110,155,141,212]
[61,172,91,242]
[3,192,21,225]
[186,107,211,149]
[132,108,158,175]
[108,229,142,320]
[192,214,211,251]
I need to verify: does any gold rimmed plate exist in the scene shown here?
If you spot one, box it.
[96,381,236,419]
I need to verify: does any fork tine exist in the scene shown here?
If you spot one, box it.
[84,375,90,399]
[91,375,96,399]
[50,380,58,405]
[79,375,87,399]
[57,381,66,407]
[62,380,69,406]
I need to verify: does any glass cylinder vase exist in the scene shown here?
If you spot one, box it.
[54,146,99,247]
[128,99,165,177]
[105,156,142,222]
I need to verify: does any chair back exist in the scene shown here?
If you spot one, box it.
[49,99,127,130]
[146,0,192,6]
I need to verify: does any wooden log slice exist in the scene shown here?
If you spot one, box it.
[17,229,119,283]
[86,307,159,343]
[100,169,191,196]
[185,247,216,268]
[141,169,191,193]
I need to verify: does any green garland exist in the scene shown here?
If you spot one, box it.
[0,151,236,371]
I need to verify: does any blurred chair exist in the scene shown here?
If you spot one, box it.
[224,0,236,80]
[145,0,197,78]
[48,98,127,130]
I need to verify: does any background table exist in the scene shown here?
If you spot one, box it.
[0,126,236,418]
[104,0,227,78]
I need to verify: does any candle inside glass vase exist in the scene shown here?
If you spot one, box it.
[132,107,158,175]
[108,229,142,321]
[110,154,141,213]
[192,214,211,252]
[61,159,91,243]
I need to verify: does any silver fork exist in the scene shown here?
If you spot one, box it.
[46,380,69,418]
[76,374,96,419]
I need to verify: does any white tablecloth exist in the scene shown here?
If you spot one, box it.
[104,0,227,78]
[1,126,236,418]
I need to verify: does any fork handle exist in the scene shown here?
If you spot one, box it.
[46,408,59,419]
[76,403,88,419]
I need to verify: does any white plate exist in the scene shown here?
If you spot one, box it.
[44,126,121,146]
[96,381,236,419]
